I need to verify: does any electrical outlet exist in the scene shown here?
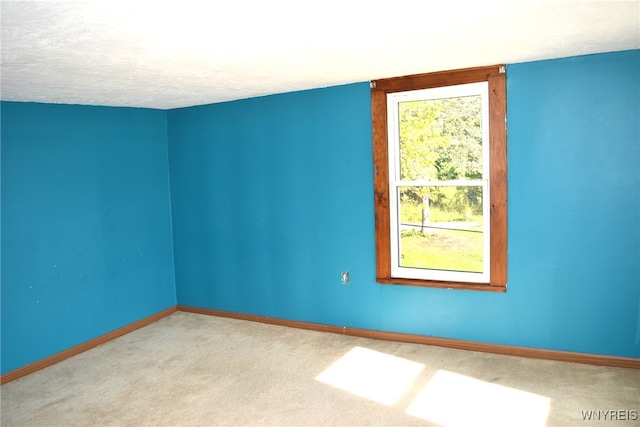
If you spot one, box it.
[341,271,350,285]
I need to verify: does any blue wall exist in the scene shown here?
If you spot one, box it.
[507,51,639,356]
[168,50,639,358]
[168,84,380,325]
[1,103,176,374]
[2,50,638,376]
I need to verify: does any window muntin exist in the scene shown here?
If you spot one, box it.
[388,82,490,283]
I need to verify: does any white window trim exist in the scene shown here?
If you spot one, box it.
[386,82,491,283]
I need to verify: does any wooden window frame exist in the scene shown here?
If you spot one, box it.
[371,65,507,292]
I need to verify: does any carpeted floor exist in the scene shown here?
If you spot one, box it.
[1,311,638,426]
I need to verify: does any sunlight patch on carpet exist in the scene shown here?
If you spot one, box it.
[315,346,424,405]
[406,369,550,426]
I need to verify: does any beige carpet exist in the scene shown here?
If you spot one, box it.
[1,311,638,426]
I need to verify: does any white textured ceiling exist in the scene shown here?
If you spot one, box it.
[1,1,639,109]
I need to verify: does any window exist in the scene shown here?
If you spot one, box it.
[371,65,507,291]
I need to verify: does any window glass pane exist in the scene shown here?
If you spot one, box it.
[398,95,483,181]
[397,185,484,273]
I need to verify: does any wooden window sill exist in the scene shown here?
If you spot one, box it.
[376,277,506,292]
